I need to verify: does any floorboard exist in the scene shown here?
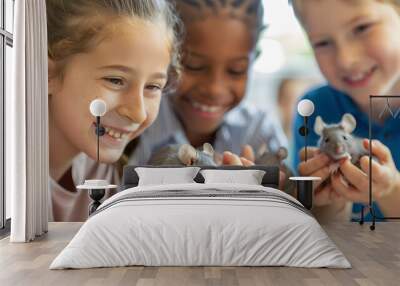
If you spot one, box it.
[0,222,399,286]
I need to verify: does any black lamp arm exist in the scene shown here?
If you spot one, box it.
[95,116,106,162]
[304,116,308,162]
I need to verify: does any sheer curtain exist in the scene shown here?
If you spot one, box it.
[8,0,49,242]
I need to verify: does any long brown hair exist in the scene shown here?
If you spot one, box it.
[47,0,183,90]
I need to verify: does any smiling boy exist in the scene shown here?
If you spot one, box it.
[292,0,400,221]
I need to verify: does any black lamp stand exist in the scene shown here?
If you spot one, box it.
[299,116,309,162]
[296,180,313,210]
[89,189,106,215]
[88,116,106,215]
[293,115,315,209]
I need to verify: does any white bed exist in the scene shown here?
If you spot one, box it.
[50,182,351,269]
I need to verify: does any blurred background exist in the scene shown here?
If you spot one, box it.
[246,0,324,142]
[0,0,324,226]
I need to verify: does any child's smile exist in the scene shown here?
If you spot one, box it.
[49,19,170,165]
[90,121,140,148]
[300,0,400,110]
[342,65,378,88]
[188,100,227,119]
[172,15,253,142]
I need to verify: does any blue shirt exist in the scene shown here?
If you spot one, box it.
[129,95,288,165]
[292,85,400,221]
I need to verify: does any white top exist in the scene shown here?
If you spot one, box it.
[49,153,120,222]
[289,176,321,181]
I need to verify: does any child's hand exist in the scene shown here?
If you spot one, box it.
[221,145,255,166]
[298,147,343,206]
[240,144,255,162]
[332,139,400,203]
[222,151,254,166]
[222,145,287,188]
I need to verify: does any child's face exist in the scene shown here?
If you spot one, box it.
[49,19,170,163]
[172,16,253,138]
[300,0,400,107]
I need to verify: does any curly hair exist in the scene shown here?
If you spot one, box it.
[173,0,265,51]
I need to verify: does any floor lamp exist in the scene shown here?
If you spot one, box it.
[297,99,315,162]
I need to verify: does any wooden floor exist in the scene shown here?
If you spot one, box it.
[0,222,399,286]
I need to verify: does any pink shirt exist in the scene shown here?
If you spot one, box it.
[50,153,120,222]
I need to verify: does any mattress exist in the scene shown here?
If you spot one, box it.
[50,183,351,269]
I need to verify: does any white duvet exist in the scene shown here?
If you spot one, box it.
[50,183,351,269]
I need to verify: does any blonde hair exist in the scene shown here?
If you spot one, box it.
[291,0,400,21]
[47,0,183,89]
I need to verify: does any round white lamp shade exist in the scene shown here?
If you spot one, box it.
[297,99,315,117]
[90,99,107,117]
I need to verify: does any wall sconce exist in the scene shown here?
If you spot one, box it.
[297,99,315,162]
[89,99,107,162]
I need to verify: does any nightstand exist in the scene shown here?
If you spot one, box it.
[77,180,117,215]
[289,177,321,210]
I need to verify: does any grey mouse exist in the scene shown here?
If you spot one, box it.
[255,144,296,196]
[314,113,368,167]
[148,143,217,166]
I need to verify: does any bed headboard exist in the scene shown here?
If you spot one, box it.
[120,165,280,191]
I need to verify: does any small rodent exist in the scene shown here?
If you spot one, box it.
[314,113,368,166]
[148,143,217,166]
[255,144,296,196]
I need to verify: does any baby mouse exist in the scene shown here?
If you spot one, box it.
[255,144,296,196]
[148,143,217,166]
[314,113,368,172]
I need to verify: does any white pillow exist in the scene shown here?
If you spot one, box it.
[135,167,200,186]
[200,169,266,185]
